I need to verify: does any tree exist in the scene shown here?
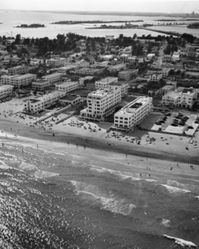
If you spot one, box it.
[15,34,21,44]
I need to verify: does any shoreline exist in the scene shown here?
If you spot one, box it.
[0,118,198,165]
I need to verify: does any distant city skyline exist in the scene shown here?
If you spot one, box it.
[1,0,199,14]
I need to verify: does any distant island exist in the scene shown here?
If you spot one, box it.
[87,23,153,29]
[16,24,45,28]
[187,22,199,29]
[156,18,199,22]
[51,20,143,25]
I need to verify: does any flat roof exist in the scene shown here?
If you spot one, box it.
[0,85,13,90]
[96,77,118,84]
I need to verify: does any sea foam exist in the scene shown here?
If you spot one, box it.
[163,234,197,248]
[70,180,135,216]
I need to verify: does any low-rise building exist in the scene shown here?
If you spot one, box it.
[118,69,138,81]
[60,94,82,106]
[162,87,197,109]
[107,64,126,74]
[8,65,28,75]
[46,57,67,67]
[24,91,66,113]
[95,77,118,89]
[80,87,121,121]
[56,81,79,93]
[0,85,14,99]
[114,96,153,130]
[42,73,63,84]
[1,74,36,87]
[147,53,156,61]
[32,80,52,91]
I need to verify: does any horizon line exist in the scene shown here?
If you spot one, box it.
[0,8,197,15]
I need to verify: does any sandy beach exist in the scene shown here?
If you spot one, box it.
[0,116,198,165]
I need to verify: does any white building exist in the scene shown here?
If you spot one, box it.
[8,65,28,75]
[1,74,36,87]
[0,85,14,99]
[24,91,66,113]
[172,51,180,62]
[80,87,121,121]
[114,97,153,130]
[42,73,63,84]
[147,53,156,61]
[162,87,197,109]
[95,77,118,89]
[56,81,79,93]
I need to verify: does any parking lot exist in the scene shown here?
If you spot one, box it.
[141,111,199,136]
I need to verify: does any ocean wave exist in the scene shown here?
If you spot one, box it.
[161,184,191,194]
[90,166,158,184]
[0,160,12,170]
[18,161,37,172]
[34,170,59,179]
[167,180,187,189]
[70,180,135,216]
[163,234,197,248]
[91,166,139,181]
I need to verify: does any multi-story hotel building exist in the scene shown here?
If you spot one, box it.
[24,91,66,113]
[42,73,63,84]
[162,87,197,109]
[80,87,121,121]
[114,97,153,130]
[56,81,79,93]
[8,65,28,75]
[1,74,36,87]
[95,77,118,89]
[0,85,14,99]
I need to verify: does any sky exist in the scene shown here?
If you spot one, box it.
[0,0,199,13]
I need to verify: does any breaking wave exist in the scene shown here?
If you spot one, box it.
[70,180,135,216]
[163,234,197,248]
[90,166,157,183]
[161,184,191,194]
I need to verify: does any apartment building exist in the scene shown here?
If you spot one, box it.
[42,73,63,84]
[162,87,197,109]
[32,80,52,91]
[56,81,79,93]
[80,87,121,121]
[95,77,118,89]
[114,96,153,130]
[0,85,14,99]
[1,74,36,87]
[24,91,66,113]
[8,65,28,75]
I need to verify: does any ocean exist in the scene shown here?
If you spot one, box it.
[1,10,199,38]
[0,132,198,249]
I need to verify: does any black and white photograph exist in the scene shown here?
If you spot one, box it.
[0,0,199,248]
